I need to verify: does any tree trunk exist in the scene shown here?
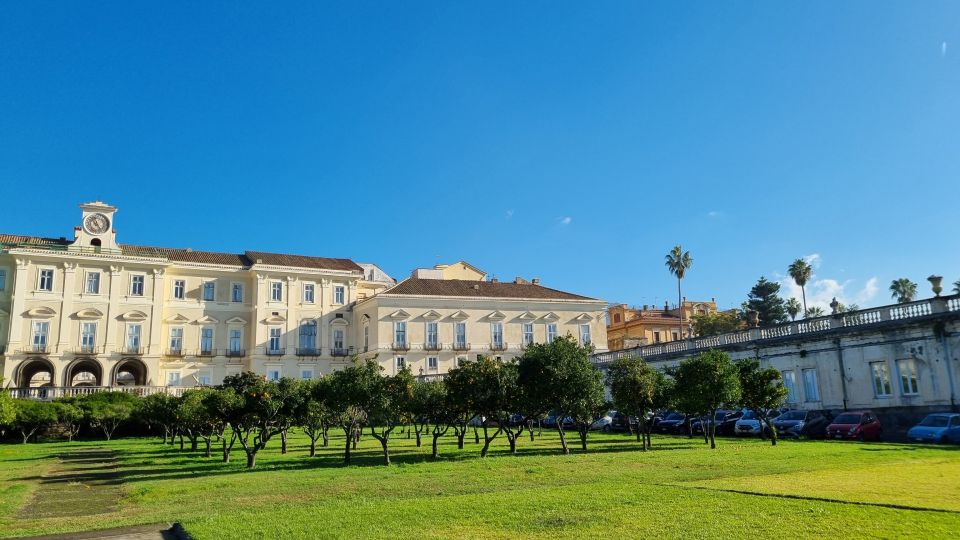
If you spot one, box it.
[579,427,588,451]
[432,433,441,458]
[246,450,256,469]
[190,435,198,452]
[343,427,352,464]
[205,437,212,458]
[767,417,778,446]
[281,429,288,454]
[380,438,390,465]
[678,277,683,339]
[687,419,693,439]
[709,410,717,449]
[309,438,317,457]
[801,287,808,316]
[557,425,570,455]
[636,418,645,447]
[456,427,466,449]
[322,425,329,447]
[473,425,480,444]
[178,433,184,450]
[415,428,422,447]
[161,428,168,445]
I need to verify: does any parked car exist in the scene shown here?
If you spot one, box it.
[773,409,831,439]
[692,410,734,435]
[825,410,882,441]
[734,409,781,436]
[655,412,688,434]
[714,409,745,436]
[907,413,960,444]
[591,410,631,432]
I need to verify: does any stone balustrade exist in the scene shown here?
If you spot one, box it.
[593,295,960,367]
[8,385,188,400]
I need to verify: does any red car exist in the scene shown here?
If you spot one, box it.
[825,410,882,441]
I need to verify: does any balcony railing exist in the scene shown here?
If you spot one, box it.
[197,348,216,358]
[226,349,245,358]
[330,347,351,357]
[451,342,471,351]
[422,342,442,351]
[266,348,285,356]
[489,342,507,352]
[75,345,102,355]
[123,346,144,356]
[21,345,48,354]
[8,385,188,401]
[296,348,321,357]
[165,349,185,357]
[392,342,410,352]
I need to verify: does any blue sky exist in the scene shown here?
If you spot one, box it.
[1,2,958,311]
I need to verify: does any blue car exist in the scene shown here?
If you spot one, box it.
[906,413,960,444]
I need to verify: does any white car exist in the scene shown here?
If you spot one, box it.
[735,410,780,436]
[590,410,618,431]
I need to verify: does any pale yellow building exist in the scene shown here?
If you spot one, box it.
[606,299,719,350]
[0,202,606,393]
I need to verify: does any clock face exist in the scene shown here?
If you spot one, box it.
[84,213,110,235]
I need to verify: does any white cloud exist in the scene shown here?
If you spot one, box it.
[559,216,572,225]
[802,253,822,269]
[505,209,514,220]
[780,275,878,311]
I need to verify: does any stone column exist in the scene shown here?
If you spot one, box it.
[105,266,123,358]
[285,276,296,354]
[56,262,77,353]
[7,258,31,348]
[149,269,165,355]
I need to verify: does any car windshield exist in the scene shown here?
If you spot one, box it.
[741,411,757,420]
[832,414,861,424]
[780,411,807,421]
[665,413,684,421]
[918,416,950,427]
[715,411,728,421]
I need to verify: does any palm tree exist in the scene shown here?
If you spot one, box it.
[785,298,801,321]
[788,259,813,315]
[953,279,960,295]
[664,245,693,340]
[889,278,918,304]
[804,306,825,318]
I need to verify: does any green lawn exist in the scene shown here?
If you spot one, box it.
[1,429,958,539]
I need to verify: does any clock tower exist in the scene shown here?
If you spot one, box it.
[72,201,120,253]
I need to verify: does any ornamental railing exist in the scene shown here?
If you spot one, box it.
[7,386,188,400]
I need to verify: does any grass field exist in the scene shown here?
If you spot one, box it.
[1,429,958,539]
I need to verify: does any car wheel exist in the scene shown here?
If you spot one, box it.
[858,433,865,442]
[602,425,611,433]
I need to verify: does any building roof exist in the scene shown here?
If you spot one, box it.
[1,233,363,273]
[244,251,363,273]
[383,278,597,301]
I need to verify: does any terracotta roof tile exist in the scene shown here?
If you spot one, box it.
[0,234,71,247]
[245,251,363,273]
[120,245,249,266]
[384,278,597,301]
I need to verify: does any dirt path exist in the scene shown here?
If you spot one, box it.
[17,448,123,519]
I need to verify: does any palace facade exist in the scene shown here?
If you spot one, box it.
[0,202,607,394]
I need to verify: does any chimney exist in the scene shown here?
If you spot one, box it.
[532,277,540,285]
[490,278,498,283]
[682,296,686,302]
[664,301,669,311]
[642,305,648,311]
[711,297,715,303]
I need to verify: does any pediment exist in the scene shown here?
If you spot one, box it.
[75,308,104,320]
[487,310,506,321]
[574,313,594,322]
[517,311,538,321]
[387,309,411,320]
[119,310,148,321]
[422,310,442,320]
[26,306,57,319]
[331,318,349,326]
[540,312,560,321]
[165,313,191,323]
[196,315,220,325]
[449,310,469,320]
[263,314,287,324]
[225,317,248,325]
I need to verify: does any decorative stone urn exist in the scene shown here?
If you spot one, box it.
[928,275,943,297]
[747,310,760,328]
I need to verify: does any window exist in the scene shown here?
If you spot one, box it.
[231,283,243,303]
[173,279,186,300]
[455,322,467,347]
[85,271,100,294]
[267,369,280,381]
[203,281,216,301]
[395,357,406,371]
[268,327,282,353]
[167,371,181,386]
[394,321,407,346]
[672,332,679,341]
[491,323,503,347]
[271,281,283,301]
[333,328,345,350]
[169,327,183,352]
[299,320,317,351]
[782,370,798,402]
[198,372,212,386]
[802,369,820,402]
[897,359,919,395]
[0,269,5,291]
[580,324,591,345]
[32,321,49,351]
[38,268,54,291]
[546,323,557,343]
[130,275,145,296]
[80,322,97,352]
[300,369,313,380]
[200,327,214,354]
[363,325,369,349]
[127,324,142,352]
[522,323,534,346]
[428,356,439,371]
[303,283,315,303]
[229,329,242,353]
[871,362,892,397]
[426,322,438,347]
[654,331,661,343]
[334,286,345,304]
[613,313,621,323]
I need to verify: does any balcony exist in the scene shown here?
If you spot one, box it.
[21,345,48,355]
[330,347,351,357]
[197,348,216,358]
[489,342,507,352]
[391,341,410,352]
[226,349,245,358]
[296,347,321,357]
[423,341,442,351]
[76,344,101,355]
[266,348,285,356]
[451,342,471,351]
[165,349,186,358]
[123,346,144,356]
